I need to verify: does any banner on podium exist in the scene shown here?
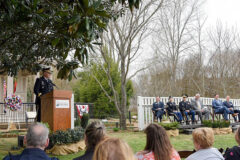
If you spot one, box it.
[56,100,69,108]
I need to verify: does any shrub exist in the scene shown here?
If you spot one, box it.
[159,122,179,130]
[81,113,89,129]
[202,120,212,128]
[113,127,119,132]
[74,117,81,127]
[49,128,84,145]
[202,120,230,128]
[222,120,230,128]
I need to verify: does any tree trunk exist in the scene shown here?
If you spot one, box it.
[120,56,127,129]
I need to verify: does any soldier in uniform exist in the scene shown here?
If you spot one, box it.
[34,67,54,122]
[166,96,183,123]
[179,94,195,125]
[152,96,165,122]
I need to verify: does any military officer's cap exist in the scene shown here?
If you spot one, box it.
[42,67,53,73]
[182,94,188,98]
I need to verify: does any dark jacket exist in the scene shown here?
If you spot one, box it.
[212,99,224,109]
[166,101,178,114]
[223,101,234,109]
[152,101,164,112]
[179,100,192,112]
[34,76,54,105]
[3,148,58,160]
[224,146,240,160]
[73,149,94,160]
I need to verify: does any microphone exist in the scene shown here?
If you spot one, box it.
[49,81,59,89]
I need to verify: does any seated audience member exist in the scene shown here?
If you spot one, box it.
[179,94,195,124]
[191,93,210,122]
[223,96,240,122]
[166,96,183,123]
[186,127,224,160]
[93,137,135,160]
[152,96,165,122]
[73,121,106,160]
[3,123,58,160]
[224,127,240,160]
[212,94,230,120]
[136,124,180,160]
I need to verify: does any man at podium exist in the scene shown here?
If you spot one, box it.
[34,67,55,122]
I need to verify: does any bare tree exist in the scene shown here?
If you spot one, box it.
[90,0,163,129]
[153,0,203,95]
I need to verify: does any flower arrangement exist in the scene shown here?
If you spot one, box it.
[4,94,22,111]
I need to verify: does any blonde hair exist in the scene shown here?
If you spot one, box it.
[192,127,214,149]
[93,137,136,160]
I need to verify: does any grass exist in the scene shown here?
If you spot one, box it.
[0,131,237,159]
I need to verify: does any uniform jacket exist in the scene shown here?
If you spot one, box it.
[166,101,178,114]
[212,99,224,109]
[3,148,58,160]
[223,101,234,109]
[191,98,204,111]
[34,76,54,105]
[152,101,164,112]
[179,100,192,112]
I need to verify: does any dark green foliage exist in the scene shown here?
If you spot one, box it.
[159,122,179,130]
[73,60,134,118]
[0,0,140,79]
[74,117,81,127]
[49,128,84,145]
[202,120,231,128]
[202,120,212,128]
[81,113,89,129]
[113,127,119,132]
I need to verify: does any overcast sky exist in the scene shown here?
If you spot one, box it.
[205,0,240,27]
[130,0,240,79]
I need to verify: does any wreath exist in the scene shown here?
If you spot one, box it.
[4,94,23,111]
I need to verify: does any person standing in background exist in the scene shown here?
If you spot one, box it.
[34,67,55,122]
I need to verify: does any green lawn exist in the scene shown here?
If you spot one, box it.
[0,131,238,160]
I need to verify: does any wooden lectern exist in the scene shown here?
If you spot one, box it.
[41,90,72,132]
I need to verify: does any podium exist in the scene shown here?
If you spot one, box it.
[41,90,72,132]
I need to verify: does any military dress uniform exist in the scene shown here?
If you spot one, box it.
[179,100,195,124]
[34,76,54,122]
[166,101,183,122]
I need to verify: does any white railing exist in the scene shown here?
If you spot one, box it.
[137,96,240,130]
[0,103,36,123]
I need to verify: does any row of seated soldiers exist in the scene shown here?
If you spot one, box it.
[152,94,240,124]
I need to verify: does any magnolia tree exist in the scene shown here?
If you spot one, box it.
[0,0,141,79]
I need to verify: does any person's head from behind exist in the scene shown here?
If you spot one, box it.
[93,137,135,160]
[24,123,49,150]
[235,127,240,145]
[85,121,106,150]
[144,124,172,160]
[192,127,214,151]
